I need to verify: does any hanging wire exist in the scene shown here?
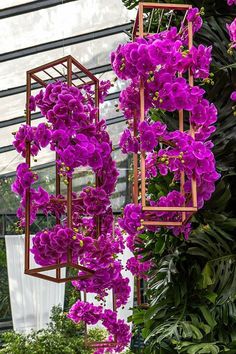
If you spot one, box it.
[179,10,188,34]
[157,9,164,33]
[182,10,188,27]
[166,10,174,31]
[147,9,154,34]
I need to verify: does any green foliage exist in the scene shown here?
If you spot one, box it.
[0,306,134,353]
[0,306,106,354]
[132,213,236,353]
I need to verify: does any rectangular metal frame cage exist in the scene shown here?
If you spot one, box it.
[83,291,118,348]
[25,55,100,283]
[132,2,198,228]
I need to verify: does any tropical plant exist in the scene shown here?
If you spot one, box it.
[121,0,236,353]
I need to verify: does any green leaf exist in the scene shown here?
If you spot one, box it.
[218,63,236,71]
[205,292,218,304]
[200,263,215,289]
[199,306,217,329]
[154,237,166,254]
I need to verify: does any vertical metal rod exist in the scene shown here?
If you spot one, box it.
[55,55,61,279]
[139,6,146,208]
[25,72,31,273]
[137,6,146,304]
[112,291,117,311]
[178,77,186,222]
[95,81,99,125]
[141,152,146,207]
[56,154,61,279]
[188,19,197,208]
[84,292,88,340]
[112,291,117,344]
[179,109,184,132]
[67,57,73,263]
[133,109,142,306]
[133,111,139,205]
[95,80,101,237]
[139,2,144,36]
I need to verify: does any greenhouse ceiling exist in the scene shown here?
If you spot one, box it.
[0,0,134,176]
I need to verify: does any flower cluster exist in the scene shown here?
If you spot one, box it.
[147,131,220,208]
[11,163,50,224]
[111,18,210,84]
[186,7,203,34]
[80,186,110,216]
[12,81,118,224]
[12,79,132,352]
[119,204,142,238]
[231,91,236,101]
[68,301,131,353]
[68,301,103,325]
[72,231,131,308]
[227,0,236,6]
[31,225,94,266]
[13,125,39,157]
[126,256,152,279]
[112,8,219,247]
[226,18,236,53]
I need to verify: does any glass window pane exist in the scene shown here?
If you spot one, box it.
[0,0,132,53]
[0,33,127,90]
[1,0,37,9]
[101,98,120,120]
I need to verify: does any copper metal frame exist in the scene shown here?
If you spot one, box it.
[83,291,118,348]
[25,55,100,283]
[132,3,197,227]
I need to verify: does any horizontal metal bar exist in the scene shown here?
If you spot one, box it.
[26,263,94,274]
[142,221,183,226]
[26,263,69,273]
[143,206,197,212]
[0,22,133,63]
[141,2,192,10]
[24,271,59,283]
[0,91,120,129]
[0,0,76,20]
[86,342,117,348]
[0,211,122,217]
